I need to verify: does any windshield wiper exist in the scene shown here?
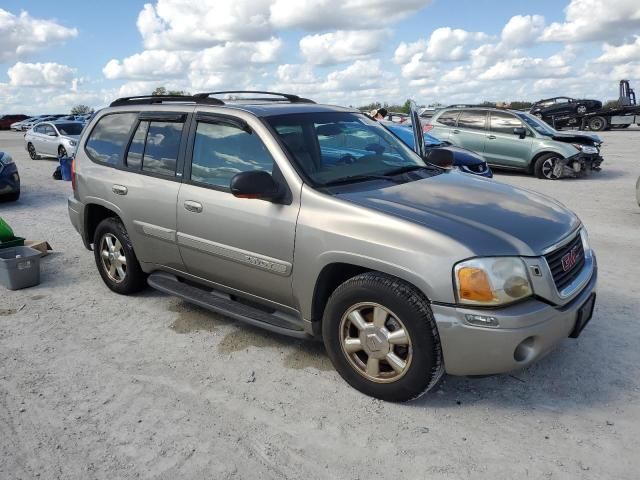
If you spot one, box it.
[383,165,431,176]
[322,174,405,187]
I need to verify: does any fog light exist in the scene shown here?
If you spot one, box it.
[465,314,499,327]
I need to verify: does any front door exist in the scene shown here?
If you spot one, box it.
[177,114,299,308]
[484,111,533,169]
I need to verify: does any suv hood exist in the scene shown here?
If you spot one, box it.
[337,171,579,256]
[551,132,601,146]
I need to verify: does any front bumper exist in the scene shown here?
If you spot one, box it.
[0,163,20,196]
[558,152,603,177]
[432,264,597,376]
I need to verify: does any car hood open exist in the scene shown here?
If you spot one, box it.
[337,171,579,256]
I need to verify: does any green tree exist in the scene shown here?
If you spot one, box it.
[603,99,620,110]
[70,104,94,115]
[151,86,189,96]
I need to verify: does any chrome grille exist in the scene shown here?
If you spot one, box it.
[544,232,585,291]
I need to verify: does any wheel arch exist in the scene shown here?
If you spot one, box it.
[529,149,566,174]
[83,201,124,249]
[308,258,434,336]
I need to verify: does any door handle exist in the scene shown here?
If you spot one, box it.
[184,200,203,213]
[452,129,460,134]
[112,184,128,195]
[487,135,497,139]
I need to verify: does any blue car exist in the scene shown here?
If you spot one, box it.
[381,120,493,178]
[0,152,20,202]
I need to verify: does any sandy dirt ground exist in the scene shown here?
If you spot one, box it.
[1,127,639,480]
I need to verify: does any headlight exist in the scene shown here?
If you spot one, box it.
[454,257,532,306]
[0,152,14,165]
[572,144,598,155]
[67,139,77,147]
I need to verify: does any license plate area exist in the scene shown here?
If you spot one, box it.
[569,293,596,338]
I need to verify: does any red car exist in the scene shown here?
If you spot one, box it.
[0,114,28,130]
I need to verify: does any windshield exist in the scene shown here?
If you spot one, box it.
[267,112,427,186]
[516,112,556,136]
[55,123,84,136]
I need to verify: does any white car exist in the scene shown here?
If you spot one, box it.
[24,121,83,159]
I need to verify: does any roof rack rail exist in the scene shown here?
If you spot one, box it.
[193,90,315,104]
[109,95,224,107]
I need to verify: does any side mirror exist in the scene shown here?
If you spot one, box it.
[425,148,454,169]
[513,127,527,139]
[230,170,282,201]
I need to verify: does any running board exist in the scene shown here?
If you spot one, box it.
[148,272,311,339]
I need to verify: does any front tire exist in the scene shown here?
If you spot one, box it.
[576,104,587,115]
[58,146,67,158]
[534,153,562,180]
[322,272,444,402]
[93,217,146,294]
[0,191,19,202]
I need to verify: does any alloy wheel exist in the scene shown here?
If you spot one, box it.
[58,146,67,158]
[339,302,413,383]
[576,105,587,114]
[99,233,127,283]
[541,157,561,179]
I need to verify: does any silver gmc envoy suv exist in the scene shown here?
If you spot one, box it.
[68,92,597,402]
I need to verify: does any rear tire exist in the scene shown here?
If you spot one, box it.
[27,143,38,160]
[534,153,562,180]
[93,217,146,294]
[322,272,444,402]
[589,116,607,131]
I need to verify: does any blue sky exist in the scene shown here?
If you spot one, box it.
[1,0,639,113]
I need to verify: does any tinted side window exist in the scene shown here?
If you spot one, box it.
[457,110,487,130]
[34,125,45,134]
[126,121,149,169]
[141,122,183,176]
[437,110,459,126]
[490,112,524,135]
[191,122,273,188]
[86,113,138,165]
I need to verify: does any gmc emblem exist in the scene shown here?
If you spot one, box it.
[561,246,580,272]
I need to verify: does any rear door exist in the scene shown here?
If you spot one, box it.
[176,112,299,307]
[451,109,487,155]
[83,111,187,270]
[484,111,533,168]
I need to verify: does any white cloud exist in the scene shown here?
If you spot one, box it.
[136,0,431,50]
[137,1,273,49]
[424,27,489,61]
[103,50,189,80]
[541,0,640,43]
[8,62,77,87]
[479,53,572,81]
[501,15,545,46]
[300,30,389,65]
[276,64,317,84]
[596,35,640,63]
[0,8,78,63]
[393,39,428,64]
[270,0,431,30]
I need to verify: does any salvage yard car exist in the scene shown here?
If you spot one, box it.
[381,119,493,177]
[68,91,597,402]
[24,121,83,159]
[0,151,20,202]
[426,107,603,179]
[530,96,602,119]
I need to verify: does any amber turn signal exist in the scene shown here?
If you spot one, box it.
[457,267,495,302]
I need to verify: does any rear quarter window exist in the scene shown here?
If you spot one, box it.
[85,112,138,165]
